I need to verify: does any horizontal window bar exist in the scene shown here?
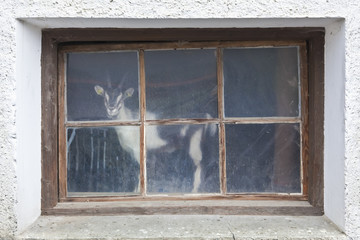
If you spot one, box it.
[60,193,307,203]
[66,117,301,127]
[223,117,301,124]
[65,121,141,127]
[59,40,306,53]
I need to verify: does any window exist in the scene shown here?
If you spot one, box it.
[41,28,324,215]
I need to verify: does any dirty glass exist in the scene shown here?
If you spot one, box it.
[66,126,140,196]
[146,124,219,193]
[62,43,305,198]
[223,47,300,118]
[225,123,301,193]
[145,49,218,120]
[66,51,139,121]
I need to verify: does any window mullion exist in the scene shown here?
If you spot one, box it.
[58,50,67,200]
[139,49,146,196]
[217,48,226,195]
[300,44,309,197]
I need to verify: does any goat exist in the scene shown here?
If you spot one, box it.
[94,83,216,193]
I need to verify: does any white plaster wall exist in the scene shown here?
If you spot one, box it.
[0,1,17,238]
[15,20,42,233]
[0,0,359,239]
[343,9,360,239]
[324,19,346,231]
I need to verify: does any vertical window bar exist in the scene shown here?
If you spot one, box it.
[217,48,227,194]
[300,43,309,196]
[58,50,67,200]
[139,49,146,196]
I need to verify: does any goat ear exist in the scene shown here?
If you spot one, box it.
[94,85,104,96]
[124,88,134,98]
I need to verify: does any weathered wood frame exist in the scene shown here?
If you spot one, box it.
[41,28,324,215]
[58,41,307,200]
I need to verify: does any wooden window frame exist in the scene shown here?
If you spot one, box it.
[59,42,307,199]
[41,28,324,215]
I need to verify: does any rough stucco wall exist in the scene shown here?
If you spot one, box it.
[0,0,17,239]
[9,0,351,18]
[0,0,359,239]
[344,9,360,239]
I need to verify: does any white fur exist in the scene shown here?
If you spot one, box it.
[98,86,215,193]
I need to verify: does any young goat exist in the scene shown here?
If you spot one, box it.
[94,83,215,193]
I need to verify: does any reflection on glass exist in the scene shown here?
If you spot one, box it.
[145,49,218,120]
[223,47,300,118]
[146,124,219,193]
[66,51,139,121]
[67,126,140,196]
[226,123,301,193]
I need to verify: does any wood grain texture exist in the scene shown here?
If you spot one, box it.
[61,194,307,203]
[52,195,322,216]
[300,44,309,197]
[139,49,146,196]
[41,32,59,210]
[65,121,141,127]
[58,50,67,199]
[59,41,306,52]
[307,33,325,209]
[217,48,227,195]
[43,28,325,43]
[65,117,300,127]
[42,205,323,216]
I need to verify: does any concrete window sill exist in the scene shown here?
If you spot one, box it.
[18,215,346,240]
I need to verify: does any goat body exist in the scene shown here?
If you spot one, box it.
[95,85,215,193]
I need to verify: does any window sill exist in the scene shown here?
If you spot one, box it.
[18,214,345,240]
[43,200,323,216]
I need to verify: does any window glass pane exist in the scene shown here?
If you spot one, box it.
[223,47,300,118]
[66,51,139,121]
[146,124,219,193]
[226,123,301,193]
[145,49,218,120]
[67,126,140,196]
